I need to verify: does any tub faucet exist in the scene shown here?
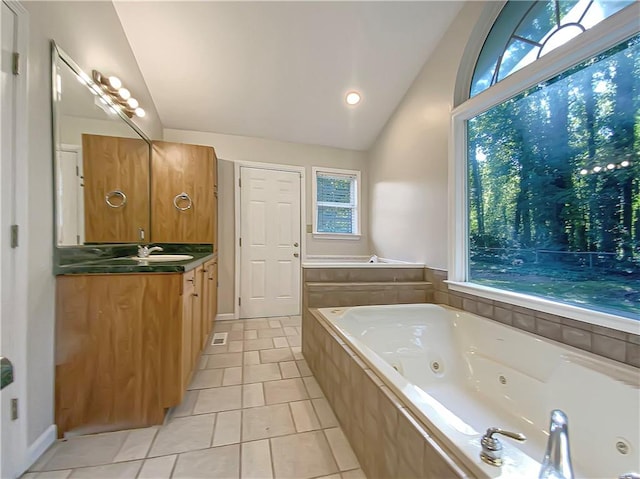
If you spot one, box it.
[480,427,526,466]
[539,410,574,479]
[138,245,163,258]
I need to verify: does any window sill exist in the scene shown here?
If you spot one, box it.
[312,233,362,241]
[446,281,640,335]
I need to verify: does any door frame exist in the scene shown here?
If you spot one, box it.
[233,161,306,320]
[1,0,31,476]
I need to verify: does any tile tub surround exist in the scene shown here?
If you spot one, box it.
[26,316,365,479]
[302,308,471,479]
[303,266,433,309]
[425,268,640,368]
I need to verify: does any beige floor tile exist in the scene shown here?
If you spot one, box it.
[271,430,338,479]
[231,322,245,332]
[278,361,300,378]
[28,442,63,472]
[213,322,234,332]
[312,398,339,428]
[264,378,308,404]
[324,428,360,471]
[243,351,261,365]
[260,348,294,363]
[197,355,208,370]
[296,327,302,335]
[295,359,312,377]
[273,337,289,349]
[148,414,215,457]
[212,410,242,446]
[172,445,240,479]
[241,439,273,479]
[283,327,298,336]
[26,471,73,479]
[170,390,197,418]
[244,329,258,340]
[242,383,265,408]
[188,369,224,389]
[137,455,177,479]
[291,347,304,360]
[67,460,142,478]
[41,431,129,470]
[280,317,301,327]
[228,330,244,341]
[228,340,244,353]
[341,469,367,479]
[223,366,243,386]
[242,404,295,441]
[303,376,324,398]
[205,343,229,355]
[193,386,242,414]
[112,427,158,462]
[205,352,243,369]
[244,338,275,351]
[257,328,285,339]
[268,319,282,328]
[290,400,321,432]
[243,319,270,330]
[244,363,281,383]
[286,335,302,347]
[316,475,341,479]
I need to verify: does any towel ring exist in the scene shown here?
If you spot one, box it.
[173,192,193,211]
[105,190,127,208]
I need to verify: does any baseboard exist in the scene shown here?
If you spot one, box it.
[22,424,57,473]
[216,313,236,321]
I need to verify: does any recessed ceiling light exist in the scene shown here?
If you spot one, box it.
[345,91,361,106]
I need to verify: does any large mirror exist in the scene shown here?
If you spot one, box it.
[52,41,151,247]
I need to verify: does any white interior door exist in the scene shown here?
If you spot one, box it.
[240,167,301,318]
[57,145,84,245]
[1,2,25,477]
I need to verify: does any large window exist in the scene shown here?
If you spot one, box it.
[312,167,360,237]
[452,1,639,325]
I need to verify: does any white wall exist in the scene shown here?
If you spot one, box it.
[23,0,163,448]
[367,1,488,270]
[164,129,370,314]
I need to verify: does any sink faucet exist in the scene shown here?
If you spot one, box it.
[137,245,163,258]
[539,410,574,479]
[480,427,526,467]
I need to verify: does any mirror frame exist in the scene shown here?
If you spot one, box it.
[51,40,151,251]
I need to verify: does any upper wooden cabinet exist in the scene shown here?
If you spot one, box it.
[151,141,217,244]
[82,134,150,243]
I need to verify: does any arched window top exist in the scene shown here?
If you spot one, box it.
[470,0,634,97]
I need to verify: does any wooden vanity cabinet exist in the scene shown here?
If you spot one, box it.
[151,141,217,244]
[56,267,212,437]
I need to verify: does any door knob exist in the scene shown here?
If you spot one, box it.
[293,253,299,258]
[293,242,299,247]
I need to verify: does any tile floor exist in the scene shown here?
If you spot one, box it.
[25,316,366,479]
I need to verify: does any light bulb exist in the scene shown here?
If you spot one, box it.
[345,91,361,105]
[606,163,615,170]
[108,76,122,89]
[127,97,139,109]
[118,88,131,100]
[620,160,630,167]
[135,107,146,118]
[593,166,602,173]
[579,169,588,175]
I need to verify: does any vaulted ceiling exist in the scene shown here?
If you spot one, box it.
[114,1,463,151]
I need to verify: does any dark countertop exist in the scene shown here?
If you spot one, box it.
[55,252,216,275]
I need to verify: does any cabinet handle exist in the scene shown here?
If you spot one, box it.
[105,190,127,208]
[187,278,195,283]
[193,293,199,297]
[208,277,214,281]
[173,192,193,211]
[293,252,299,258]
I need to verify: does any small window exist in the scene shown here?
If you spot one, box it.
[312,167,360,237]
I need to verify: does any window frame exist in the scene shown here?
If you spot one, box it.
[449,3,640,334]
[311,166,361,239]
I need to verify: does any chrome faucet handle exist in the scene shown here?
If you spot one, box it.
[137,245,148,257]
[480,427,526,467]
[619,474,640,479]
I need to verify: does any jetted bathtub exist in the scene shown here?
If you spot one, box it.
[317,303,640,478]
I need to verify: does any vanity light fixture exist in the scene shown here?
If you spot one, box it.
[92,69,145,119]
[345,91,361,106]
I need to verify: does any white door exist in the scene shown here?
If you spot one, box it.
[57,145,84,245]
[240,167,301,318]
[1,2,25,477]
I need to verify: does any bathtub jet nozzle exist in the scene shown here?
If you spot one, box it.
[480,427,526,467]
[539,409,574,479]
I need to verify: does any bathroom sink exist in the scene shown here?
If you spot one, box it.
[130,254,194,262]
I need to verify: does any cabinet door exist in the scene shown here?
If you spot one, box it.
[181,271,195,391]
[82,134,149,243]
[213,154,218,251]
[191,266,203,364]
[151,141,215,243]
